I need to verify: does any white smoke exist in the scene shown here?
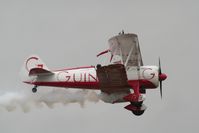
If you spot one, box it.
[0,88,100,113]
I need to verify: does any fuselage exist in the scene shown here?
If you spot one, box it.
[24,65,159,90]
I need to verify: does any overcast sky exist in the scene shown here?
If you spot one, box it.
[0,0,198,133]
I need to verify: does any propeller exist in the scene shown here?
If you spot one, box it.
[158,57,167,98]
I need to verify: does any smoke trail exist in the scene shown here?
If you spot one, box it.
[0,88,100,113]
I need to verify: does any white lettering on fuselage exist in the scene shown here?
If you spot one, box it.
[56,71,97,82]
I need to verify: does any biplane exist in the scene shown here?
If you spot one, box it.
[23,32,167,116]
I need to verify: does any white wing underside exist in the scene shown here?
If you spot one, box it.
[108,34,143,68]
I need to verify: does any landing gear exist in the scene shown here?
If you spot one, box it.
[32,85,37,93]
[124,98,146,116]
[123,82,146,116]
[130,102,145,116]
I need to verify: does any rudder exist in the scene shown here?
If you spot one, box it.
[25,55,49,72]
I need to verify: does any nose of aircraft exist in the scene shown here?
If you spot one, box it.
[159,73,167,81]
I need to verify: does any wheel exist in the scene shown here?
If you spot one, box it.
[32,87,37,93]
[132,110,145,116]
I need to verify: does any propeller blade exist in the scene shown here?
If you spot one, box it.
[160,81,162,99]
[159,57,163,99]
[159,57,162,74]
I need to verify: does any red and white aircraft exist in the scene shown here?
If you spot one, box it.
[23,32,167,116]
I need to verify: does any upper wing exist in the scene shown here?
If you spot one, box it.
[108,33,143,68]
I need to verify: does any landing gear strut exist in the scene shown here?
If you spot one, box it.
[131,101,143,107]
[32,85,37,93]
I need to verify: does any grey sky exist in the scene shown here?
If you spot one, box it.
[0,0,198,133]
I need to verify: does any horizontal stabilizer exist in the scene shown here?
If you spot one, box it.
[29,68,54,76]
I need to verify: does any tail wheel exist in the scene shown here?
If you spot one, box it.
[32,86,37,93]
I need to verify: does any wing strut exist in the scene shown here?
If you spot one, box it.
[119,47,124,64]
[124,45,134,67]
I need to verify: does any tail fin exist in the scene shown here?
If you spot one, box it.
[24,55,54,76]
